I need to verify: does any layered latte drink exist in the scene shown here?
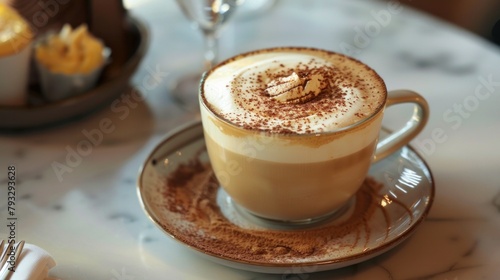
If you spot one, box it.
[200,47,388,221]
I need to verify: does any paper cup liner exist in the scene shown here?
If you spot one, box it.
[35,47,111,102]
[0,42,32,106]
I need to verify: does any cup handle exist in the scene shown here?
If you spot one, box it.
[373,90,429,163]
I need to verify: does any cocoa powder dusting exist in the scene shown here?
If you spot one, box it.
[225,59,358,134]
[160,156,410,263]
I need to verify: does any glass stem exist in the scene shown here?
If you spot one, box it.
[202,29,218,71]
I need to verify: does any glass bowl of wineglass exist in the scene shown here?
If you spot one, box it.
[172,0,241,112]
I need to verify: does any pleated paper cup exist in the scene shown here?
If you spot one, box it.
[35,47,110,102]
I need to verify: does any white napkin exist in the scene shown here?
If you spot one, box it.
[2,243,56,280]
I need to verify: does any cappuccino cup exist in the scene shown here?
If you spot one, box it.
[200,47,429,222]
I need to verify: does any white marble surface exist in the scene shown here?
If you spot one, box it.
[1,0,500,279]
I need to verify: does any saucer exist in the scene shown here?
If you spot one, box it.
[137,121,434,274]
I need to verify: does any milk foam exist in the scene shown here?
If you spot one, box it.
[201,109,383,163]
[200,48,387,163]
[202,48,386,134]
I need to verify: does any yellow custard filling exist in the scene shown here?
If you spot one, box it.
[0,4,33,57]
[35,24,105,74]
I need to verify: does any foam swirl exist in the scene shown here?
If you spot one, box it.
[265,71,326,104]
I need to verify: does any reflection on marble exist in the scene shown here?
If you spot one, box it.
[1,0,500,279]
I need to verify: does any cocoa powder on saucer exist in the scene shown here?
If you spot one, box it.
[160,155,412,263]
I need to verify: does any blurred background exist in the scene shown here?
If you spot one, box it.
[4,0,500,47]
[385,0,500,45]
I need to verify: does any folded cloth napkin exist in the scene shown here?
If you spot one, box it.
[2,243,56,280]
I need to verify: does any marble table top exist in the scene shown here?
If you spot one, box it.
[1,0,500,279]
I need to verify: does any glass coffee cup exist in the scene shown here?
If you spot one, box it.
[199,47,429,223]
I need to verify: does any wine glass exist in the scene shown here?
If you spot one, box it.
[172,0,240,111]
